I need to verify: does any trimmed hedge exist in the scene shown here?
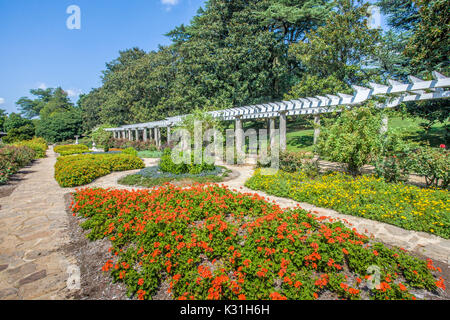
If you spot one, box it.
[55,153,145,187]
[54,144,90,156]
[14,137,48,158]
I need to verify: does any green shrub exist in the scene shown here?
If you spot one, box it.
[374,134,417,183]
[316,107,383,175]
[159,148,215,175]
[259,150,314,173]
[0,145,36,184]
[409,145,449,189]
[54,144,90,156]
[55,153,145,187]
[123,147,138,157]
[110,138,157,151]
[14,137,48,158]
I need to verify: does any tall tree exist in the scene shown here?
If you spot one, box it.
[286,0,381,98]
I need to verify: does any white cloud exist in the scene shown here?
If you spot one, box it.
[66,88,83,98]
[0,98,4,105]
[161,0,180,5]
[37,82,47,90]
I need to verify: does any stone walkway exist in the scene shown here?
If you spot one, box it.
[0,148,76,299]
[0,148,448,300]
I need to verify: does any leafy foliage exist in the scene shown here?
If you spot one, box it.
[159,148,216,175]
[316,107,383,175]
[13,137,48,158]
[0,145,36,184]
[35,107,83,143]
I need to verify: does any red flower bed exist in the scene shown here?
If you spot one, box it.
[71,184,444,300]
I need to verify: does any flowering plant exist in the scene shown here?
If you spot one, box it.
[71,184,444,300]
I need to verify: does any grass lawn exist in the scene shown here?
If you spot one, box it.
[137,150,163,158]
[284,116,448,152]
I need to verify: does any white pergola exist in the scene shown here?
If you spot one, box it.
[106,71,450,150]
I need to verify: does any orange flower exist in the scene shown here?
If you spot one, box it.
[269,292,287,300]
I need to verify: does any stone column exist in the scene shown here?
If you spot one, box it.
[153,128,157,145]
[380,115,388,134]
[269,117,276,151]
[135,129,139,141]
[156,127,161,148]
[235,117,243,156]
[279,112,287,151]
[313,115,321,145]
[128,130,132,141]
[167,126,171,144]
[143,128,148,141]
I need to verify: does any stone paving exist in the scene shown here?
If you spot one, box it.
[0,148,76,299]
[0,148,448,300]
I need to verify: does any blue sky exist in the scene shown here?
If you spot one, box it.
[0,0,386,114]
[0,0,206,113]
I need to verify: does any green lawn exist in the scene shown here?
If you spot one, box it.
[285,116,448,152]
[137,150,163,158]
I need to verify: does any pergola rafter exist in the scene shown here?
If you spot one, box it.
[105,70,449,150]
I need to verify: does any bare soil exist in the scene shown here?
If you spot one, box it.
[63,193,130,300]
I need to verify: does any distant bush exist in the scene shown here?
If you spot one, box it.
[14,137,48,158]
[54,144,90,156]
[258,150,313,173]
[0,145,36,184]
[110,138,157,151]
[122,147,138,157]
[54,153,145,187]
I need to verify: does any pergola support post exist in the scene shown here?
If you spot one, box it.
[167,126,171,145]
[143,128,148,141]
[279,112,287,151]
[380,115,388,134]
[313,115,321,145]
[156,127,161,148]
[269,117,276,151]
[235,117,244,162]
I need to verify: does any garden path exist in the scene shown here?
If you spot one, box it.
[0,148,76,299]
